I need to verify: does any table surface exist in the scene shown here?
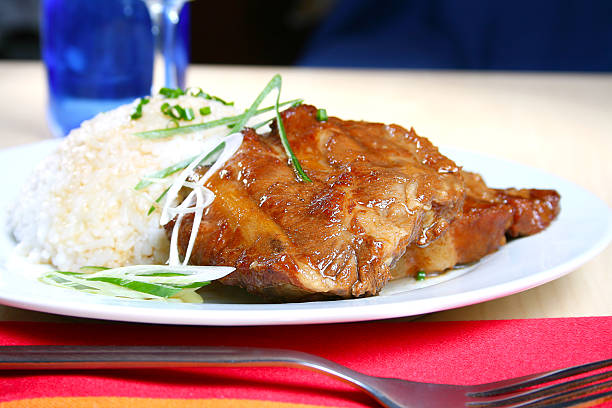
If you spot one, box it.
[0,61,610,323]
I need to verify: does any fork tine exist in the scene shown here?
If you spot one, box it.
[544,389,612,408]
[514,388,612,408]
[469,358,612,397]
[469,377,612,407]
[467,370,612,406]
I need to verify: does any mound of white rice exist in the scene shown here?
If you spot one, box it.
[8,93,239,271]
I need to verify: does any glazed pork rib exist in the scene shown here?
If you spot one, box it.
[392,171,560,278]
[171,105,560,300]
[173,104,465,299]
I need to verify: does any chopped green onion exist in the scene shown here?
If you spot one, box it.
[159,87,185,98]
[160,103,195,121]
[199,106,211,116]
[316,108,328,121]
[139,76,310,181]
[416,270,427,281]
[167,119,180,128]
[210,95,234,106]
[135,98,303,139]
[171,105,185,119]
[130,97,150,120]
[188,88,234,106]
[169,105,185,119]
[185,108,195,121]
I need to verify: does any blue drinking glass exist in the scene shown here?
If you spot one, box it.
[41,0,189,137]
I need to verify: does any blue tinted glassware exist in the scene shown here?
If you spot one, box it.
[41,0,189,137]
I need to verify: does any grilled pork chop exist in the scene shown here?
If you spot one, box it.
[171,105,560,300]
[392,171,561,278]
[172,104,465,299]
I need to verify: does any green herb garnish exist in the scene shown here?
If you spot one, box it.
[416,270,427,281]
[130,97,150,120]
[39,265,235,302]
[134,98,302,140]
[185,107,195,121]
[85,276,184,298]
[135,76,309,196]
[199,106,211,116]
[147,186,170,215]
[80,266,110,273]
[188,88,234,106]
[167,119,180,128]
[316,108,328,121]
[159,87,185,98]
[161,103,195,121]
[269,75,311,182]
[134,141,225,191]
[134,156,197,191]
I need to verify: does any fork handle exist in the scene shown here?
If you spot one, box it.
[0,345,346,371]
[0,345,431,408]
[0,345,386,400]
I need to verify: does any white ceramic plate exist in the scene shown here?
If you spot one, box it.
[0,140,611,325]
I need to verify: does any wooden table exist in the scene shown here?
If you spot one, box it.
[0,61,610,322]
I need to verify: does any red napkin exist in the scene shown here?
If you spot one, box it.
[0,317,610,408]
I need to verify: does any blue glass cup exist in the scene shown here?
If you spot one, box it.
[41,0,189,137]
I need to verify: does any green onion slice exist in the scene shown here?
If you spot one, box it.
[130,97,150,120]
[134,141,224,190]
[159,87,185,98]
[39,265,234,302]
[187,88,234,106]
[147,186,170,215]
[80,266,110,273]
[316,108,328,121]
[160,103,195,121]
[185,108,195,121]
[269,75,311,182]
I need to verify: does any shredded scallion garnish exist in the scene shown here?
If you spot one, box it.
[187,87,234,106]
[147,186,170,215]
[130,97,150,120]
[134,142,225,191]
[131,76,310,272]
[39,265,234,302]
[269,75,311,182]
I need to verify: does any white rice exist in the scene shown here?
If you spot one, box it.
[7,94,240,271]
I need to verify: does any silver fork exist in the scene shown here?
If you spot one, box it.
[0,345,611,408]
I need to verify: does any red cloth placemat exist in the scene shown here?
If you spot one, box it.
[0,317,610,407]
